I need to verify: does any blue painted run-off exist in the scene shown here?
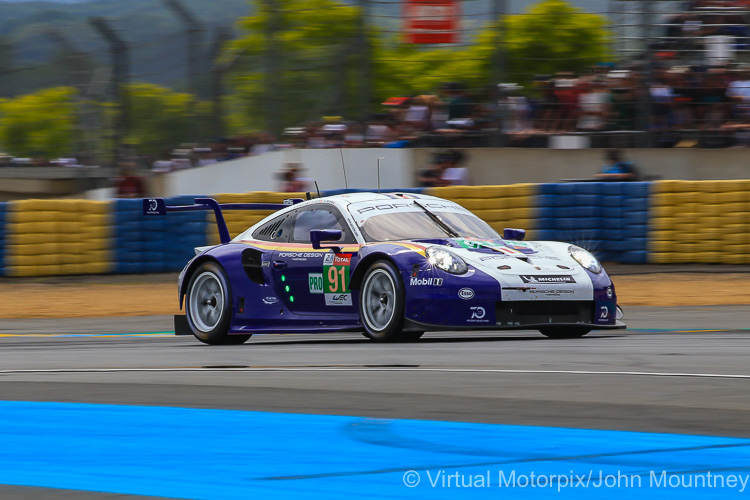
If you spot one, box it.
[0,401,748,499]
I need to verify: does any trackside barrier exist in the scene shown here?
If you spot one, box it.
[535,182,651,264]
[0,202,6,275]
[0,181,748,277]
[649,180,750,264]
[113,196,208,273]
[4,199,111,277]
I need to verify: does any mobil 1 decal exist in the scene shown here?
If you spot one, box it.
[323,253,352,306]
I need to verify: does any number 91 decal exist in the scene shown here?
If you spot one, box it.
[323,253,352,306]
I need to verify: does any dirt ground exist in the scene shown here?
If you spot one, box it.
[1,272,749,319]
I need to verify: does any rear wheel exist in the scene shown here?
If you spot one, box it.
[539,327,591,339]
[360,261,406,342]
[185,262,251,345]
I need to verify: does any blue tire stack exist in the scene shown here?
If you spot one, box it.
[619,182,650,264]
[113,196,208,274]
[534,182,649,264]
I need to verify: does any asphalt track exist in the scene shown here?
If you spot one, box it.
[1,305,750,499]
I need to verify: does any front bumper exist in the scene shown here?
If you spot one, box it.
[404,299,625,331]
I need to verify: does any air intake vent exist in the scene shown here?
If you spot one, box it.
[241,249,265,284]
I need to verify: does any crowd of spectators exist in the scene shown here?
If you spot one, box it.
[5,59,750,175]
[152,62,750,167]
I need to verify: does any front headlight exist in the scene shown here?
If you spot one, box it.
[426,246,468,275]
[568,245,602,274]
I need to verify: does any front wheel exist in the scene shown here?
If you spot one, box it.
[359,260,406,342]
[539,327,591,339]
[185,262,251,345]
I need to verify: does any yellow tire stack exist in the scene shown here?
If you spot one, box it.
[427,184,536,240]
[649,180,750,264]
[6,199,112,276]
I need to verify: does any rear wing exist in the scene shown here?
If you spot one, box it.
[143,197,304,244]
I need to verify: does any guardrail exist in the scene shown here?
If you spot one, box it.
[0,181,747,277]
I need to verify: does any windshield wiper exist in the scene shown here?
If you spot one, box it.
[413,201,459,238]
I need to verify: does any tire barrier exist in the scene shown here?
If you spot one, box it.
[534,182,650,264]
[649,180,750,264]
[0,181,748,277]
[4,199,111,277]
[113,196,208,274]
[0,202,6,275]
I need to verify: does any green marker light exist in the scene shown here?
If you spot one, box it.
[285,285,290,292]
[290,296,294,302]
[281,275,286,282]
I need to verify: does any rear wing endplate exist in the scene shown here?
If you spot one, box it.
[142,197,304,244]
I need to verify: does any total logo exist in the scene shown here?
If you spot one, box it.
[458,288,475,300]
[410,277,443,286]
[469,306,485,319]
[324,253,352,266]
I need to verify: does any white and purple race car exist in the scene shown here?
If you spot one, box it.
[144,192,625,345]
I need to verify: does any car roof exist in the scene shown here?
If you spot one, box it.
[321,191,442,206]
[234,192,456,242]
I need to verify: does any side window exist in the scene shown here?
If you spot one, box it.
[252,213,291,242]
[291,206,355,243]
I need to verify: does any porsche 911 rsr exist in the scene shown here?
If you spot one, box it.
[143,193,625,345]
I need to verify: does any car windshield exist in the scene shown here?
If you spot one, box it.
[358,210,500,242]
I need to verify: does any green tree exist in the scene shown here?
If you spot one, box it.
[498,0,611,84]
[124,83,208,157]
[227,0,611,129]
[228,0,362,132]
[0,87,77,158]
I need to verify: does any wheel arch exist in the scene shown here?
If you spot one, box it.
[350,252,399,290]
[179,255,223,309]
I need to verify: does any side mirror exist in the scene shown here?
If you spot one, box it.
[503,228,526,241]
[310,229,343,251]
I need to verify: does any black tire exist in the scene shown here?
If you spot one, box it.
[359,260,406,342]
[185,261,251,345]
[539,327,591,339]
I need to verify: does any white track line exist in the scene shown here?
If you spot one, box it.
[0,367,750,380]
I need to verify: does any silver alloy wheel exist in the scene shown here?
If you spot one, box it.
[362,269,396,332]
[189,271,225,333]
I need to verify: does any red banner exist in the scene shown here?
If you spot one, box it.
[403,0,460,44]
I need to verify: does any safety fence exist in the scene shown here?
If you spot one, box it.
[0,181,748,277]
